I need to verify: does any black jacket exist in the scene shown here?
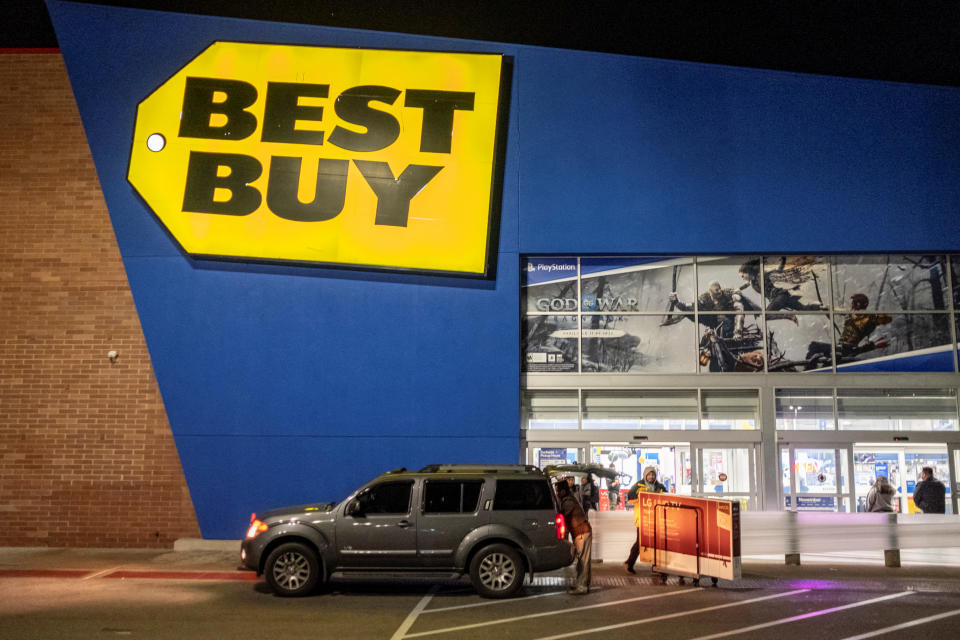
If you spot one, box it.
[913,478,946,513]
[626,480,667,501]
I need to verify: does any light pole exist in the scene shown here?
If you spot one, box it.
[789,405,802,429]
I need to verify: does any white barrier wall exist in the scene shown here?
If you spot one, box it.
[589,510,960,563]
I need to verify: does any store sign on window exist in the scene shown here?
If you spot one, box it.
[128,42,506,276]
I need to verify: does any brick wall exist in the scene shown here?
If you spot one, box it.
[0,53,201,547]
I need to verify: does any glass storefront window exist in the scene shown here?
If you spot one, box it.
[581,315,696,373]
[784,447,850,511]
[762,256,830,312]
[853,448,902,513]
[522,315,579,373]
[700,389,758,430]
[832,255,949,312]
[833,313,954,371]
[582,389,698,430]
[522,390,578,430]
[775,388,835,430]
[795,448,840,493]
[580,257,694,313]
[590,444,691,511]
[522,257,578,314]
[951,255,960,310]
[904,450,952,514]
[837,388,959,431]
[522,255,960,375]
[700,447,752,494]
[696,256,763,311]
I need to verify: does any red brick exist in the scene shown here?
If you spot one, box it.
[0,54,201,548]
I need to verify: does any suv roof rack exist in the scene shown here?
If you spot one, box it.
[418,464,541,474]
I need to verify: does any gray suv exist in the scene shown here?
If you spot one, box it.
[240,465,573,598]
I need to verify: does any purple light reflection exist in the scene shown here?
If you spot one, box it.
[785,579,840,589]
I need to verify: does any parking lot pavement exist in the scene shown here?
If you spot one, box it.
[3,549,960,639]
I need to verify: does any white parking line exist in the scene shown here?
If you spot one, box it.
[423,589,567,613]
[839,607,960,640]
[403,588,699,638]
[686,591,914,640]
[535,589,810,640]
[391,585,439,640]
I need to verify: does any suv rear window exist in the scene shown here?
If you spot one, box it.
[493,479,553,510]
[423,480,483,513]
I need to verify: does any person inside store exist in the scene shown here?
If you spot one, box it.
[866,475,897,512]
[555,478,592,595]
[912,466,946,513]
[581,473,599,519]
[607,463,621,510]
[623,466,667,574]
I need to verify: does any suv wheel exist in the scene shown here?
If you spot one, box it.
[469,544,524,598]
[265,542,320,597]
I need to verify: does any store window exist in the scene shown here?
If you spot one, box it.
[832,255,953,371]
[904,451,953,513]
[783,448,850,512]
[775,388,836,430]
[522,255,959,374]
[582,389,698,430]
[700,389,758,430]
[837,389,959,431]
[590,445,692,511]
[581,315,696,373]
[522,390,578,430]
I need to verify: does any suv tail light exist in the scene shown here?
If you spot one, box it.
[555,513,566,540]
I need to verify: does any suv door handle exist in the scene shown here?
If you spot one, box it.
[397,520,412,528]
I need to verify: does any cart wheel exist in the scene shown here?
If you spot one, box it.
[695,577,703,587]
[711,577,719,587]
[678,576,685,585]
[659,573,667,584]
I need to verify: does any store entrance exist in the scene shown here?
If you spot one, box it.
[585,443,759,511]
[852,444,953,514]
[781,442,955,513]
[780,444,851,512]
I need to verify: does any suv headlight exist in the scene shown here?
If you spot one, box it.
[246,513,268,539]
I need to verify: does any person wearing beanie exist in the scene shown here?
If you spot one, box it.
[623,466,667,574]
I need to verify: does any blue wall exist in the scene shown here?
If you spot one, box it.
[48,1,960,537]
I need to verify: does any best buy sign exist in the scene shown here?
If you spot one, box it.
[128,42,505,276]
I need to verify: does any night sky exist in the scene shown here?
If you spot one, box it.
[3,1,960,87]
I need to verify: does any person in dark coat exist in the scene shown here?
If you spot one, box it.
[624,466,667,574]
[580,473,599,519]
[913,467,946,513]
[606,463,621,510]
[556,479,592,594]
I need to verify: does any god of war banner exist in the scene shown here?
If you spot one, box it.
[522,255,958,374]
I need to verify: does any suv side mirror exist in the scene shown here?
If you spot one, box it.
[346,500,363,517]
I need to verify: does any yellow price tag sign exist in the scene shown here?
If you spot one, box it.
[128,42,505,275]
